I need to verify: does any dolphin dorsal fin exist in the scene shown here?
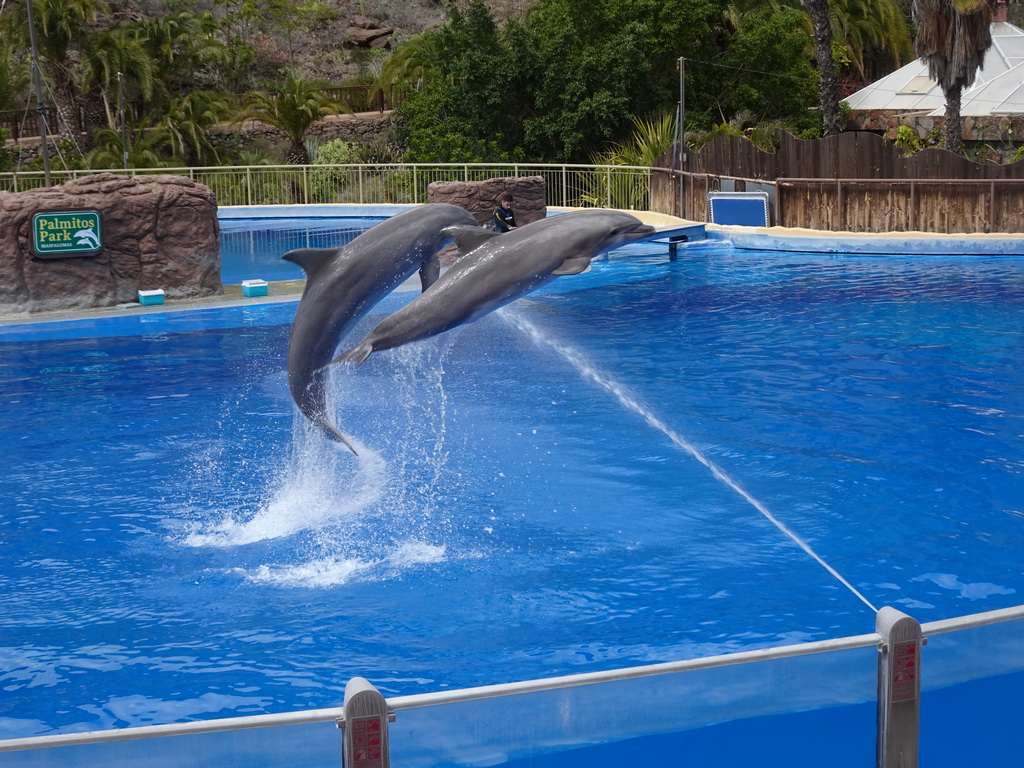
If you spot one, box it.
[441,225,498,256]
[551,256,592,276]
[281,248,337,280]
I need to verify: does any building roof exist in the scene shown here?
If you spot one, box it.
[844,21,1024,116]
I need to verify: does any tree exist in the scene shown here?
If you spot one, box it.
[912,0,993,155]
[0,0,109,136]
[395,1,532,162]
[713,6,821,133]
[79,24,156,140]
[594,113,680,167]
[162,90,230,166]
[84,120,176,168]
[263,0,335,79]
[378,32,439,93]
[0,41,31,113]
[829,0,912,79]
[802,0,844,135]
[394,0,722,163]
[235,77,346,164]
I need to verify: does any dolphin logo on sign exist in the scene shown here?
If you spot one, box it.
[74,228,101,250]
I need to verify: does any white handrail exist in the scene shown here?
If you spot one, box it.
[3,603,1022,753]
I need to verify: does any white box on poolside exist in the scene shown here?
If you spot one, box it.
[241,279,269,297]
[138,289,165,306]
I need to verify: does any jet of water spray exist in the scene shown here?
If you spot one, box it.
[503,308,879,614]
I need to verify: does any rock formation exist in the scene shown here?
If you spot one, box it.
[427,175,547,228]
[344,15,394,48]
[0,173,221,316]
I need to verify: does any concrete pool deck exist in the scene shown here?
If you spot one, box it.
[0,279,311,328]
[4,210,1023,328]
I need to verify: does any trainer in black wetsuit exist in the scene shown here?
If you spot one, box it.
[492,195,517,232]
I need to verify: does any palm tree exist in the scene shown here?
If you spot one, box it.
[379,32,439,92]
[79,24,156,141]
[162,90,230,166]
[0,41,31,113]
[594,113,679,167]
[84,121,176,169]
[689,111,787,152]
[802,0,844,136]
[135,10,228,105]
[724,0,911,132]
[829,0,912,77]
[912,0,993,155]
[235,77,347,164]
[0,0,109,136]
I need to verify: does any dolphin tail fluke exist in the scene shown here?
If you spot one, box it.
[332,341,374,366]
[321,421,360,455]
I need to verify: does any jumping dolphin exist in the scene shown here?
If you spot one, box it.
[334,210,656,366]
[284,203,477,453]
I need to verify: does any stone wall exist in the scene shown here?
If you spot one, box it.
[210,114,397,161]
[849,110,1024,162]
[0,173,221,315]
[426,175,547,228]
[7,114,398,168]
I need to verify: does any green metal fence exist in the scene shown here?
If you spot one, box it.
[0,163,655,210]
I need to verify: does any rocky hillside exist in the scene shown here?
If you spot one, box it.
[123,0,538,85]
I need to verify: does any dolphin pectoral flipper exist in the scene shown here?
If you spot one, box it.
[551,256,592,276]
[419,254,441,291]
[333,341,374,366]
[442,225,499,257]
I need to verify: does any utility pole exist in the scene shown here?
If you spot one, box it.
[117,72,128,169]
[677,57,686,218]
[26,0,52,186]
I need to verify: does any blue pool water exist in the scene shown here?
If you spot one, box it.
[218,217,383,283]
[1,246,1022,740]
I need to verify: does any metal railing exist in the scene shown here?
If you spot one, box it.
[0,163,658,210]
[1,604,1022,767]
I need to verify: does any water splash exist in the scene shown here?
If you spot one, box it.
[235,540,447,588]
[503,308,879,614]
[180,341,462,590]
[183,431,388,547]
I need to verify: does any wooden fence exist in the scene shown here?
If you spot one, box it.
[777,178,1024,233]
[690,130,1024,180]
[650,130,1024,233]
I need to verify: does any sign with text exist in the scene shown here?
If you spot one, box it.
[32,209,103,258]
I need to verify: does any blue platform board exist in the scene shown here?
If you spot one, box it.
[709,192,771,227]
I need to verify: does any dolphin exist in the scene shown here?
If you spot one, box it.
[334,210,655,366]
[284,203,477,453]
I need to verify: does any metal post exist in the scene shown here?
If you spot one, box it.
[26,0,51,186]
[117,72,128,169]
[337,677,392,768]
[678,56,686,219]
[876,607,922,768]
